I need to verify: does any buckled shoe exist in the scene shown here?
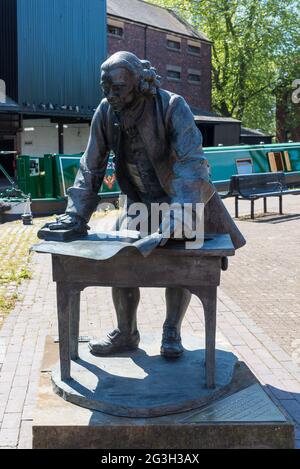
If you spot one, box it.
[160,326,183,358]
[89,328,140,356]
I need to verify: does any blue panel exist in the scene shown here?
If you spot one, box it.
[17,0,107,113]
[0,0,18,102]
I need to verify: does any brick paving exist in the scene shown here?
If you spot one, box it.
[222,195,300,361]
[0,195,299,448]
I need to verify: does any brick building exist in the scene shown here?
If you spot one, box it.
[106,1,274,146]
[107,0,212,112]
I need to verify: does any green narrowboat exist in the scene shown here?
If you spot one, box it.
[204,142,300,191]
[1,142,300,219]
[3,152,120,216]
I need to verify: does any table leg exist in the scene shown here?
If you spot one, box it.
[56,281,72,381]
[70,289,81,361]
[189,286,217,389]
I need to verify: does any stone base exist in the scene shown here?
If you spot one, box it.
[32,336,294,449]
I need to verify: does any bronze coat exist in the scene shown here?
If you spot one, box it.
[66,89,245,249]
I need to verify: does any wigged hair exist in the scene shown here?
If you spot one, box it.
[101,51,162,96]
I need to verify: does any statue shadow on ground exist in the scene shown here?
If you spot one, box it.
[58,345,239,419]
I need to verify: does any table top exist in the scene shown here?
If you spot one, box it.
[31,232,235,261]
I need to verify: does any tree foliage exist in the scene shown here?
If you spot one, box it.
[147,0,300,135]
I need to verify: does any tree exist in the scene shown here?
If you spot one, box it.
[147,0,300,135]
[275,62,300,142]
[273,24,300,141]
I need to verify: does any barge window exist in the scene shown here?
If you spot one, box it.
[268,152,284,172]
[29,158,40,176]
[283,151,292,171]
[236,158,253,175]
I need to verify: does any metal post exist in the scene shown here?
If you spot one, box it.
[279,195,283,214]
[58,123,64,154]
[251,199,255,219]
[235,196,239,218]
[263,197,267,213]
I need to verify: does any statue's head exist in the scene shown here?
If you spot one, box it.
[100,51,161,112]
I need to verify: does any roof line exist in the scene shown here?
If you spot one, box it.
[139,0,211,42]
[0,107,93,120]
[107,12,212,44]
[166,8,210,43]
[138,0,179,14]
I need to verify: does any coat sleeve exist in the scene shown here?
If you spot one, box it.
[66,101,110,222]
[167,95,215,205]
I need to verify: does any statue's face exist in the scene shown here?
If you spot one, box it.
[101,67,137,112]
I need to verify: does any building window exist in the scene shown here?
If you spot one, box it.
[167,69,181,81]
[188,72,201,84]
[108,25,123,38]
[188,44,201,55]
[167,39,181,51]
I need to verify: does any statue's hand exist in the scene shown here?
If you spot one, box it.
[158,208,187,246]
[42,213,89,234]
[158,214,175,247]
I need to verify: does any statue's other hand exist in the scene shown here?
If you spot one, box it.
[158,212,176,246]
[42,214,90,234]
[159,236,168,247]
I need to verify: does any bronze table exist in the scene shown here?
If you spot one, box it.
[32,233,235,389]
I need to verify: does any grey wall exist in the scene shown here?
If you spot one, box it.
[0,0,18,103]
[214,123,241,146]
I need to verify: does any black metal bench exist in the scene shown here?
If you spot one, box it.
[285,171,300,192]
[231,171,300,219]
[218,179,235,200]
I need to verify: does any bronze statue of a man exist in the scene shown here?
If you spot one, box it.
[46,51,245,358]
